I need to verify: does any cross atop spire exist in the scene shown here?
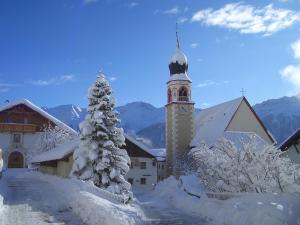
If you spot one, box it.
[240,88,246,96]
[176,22,180,49]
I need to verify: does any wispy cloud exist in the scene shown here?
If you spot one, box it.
[30,75,76,86]
[280,39,300,93]
[109,76,117,82]
[190,43,199,48]
[291,39,300,59]
[83,0,97,4]
[163,7,180,15]
[197,80,229,88]
[177,17,188,24]
[191,2,300,36]
[0,88,9,93]
[129,2,138,8]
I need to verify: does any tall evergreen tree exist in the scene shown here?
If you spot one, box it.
[72,73,131,195]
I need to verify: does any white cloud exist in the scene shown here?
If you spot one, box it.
[83,0,97,4]
[0,88,9,93]
[109,77,117,82]
[163,7,180,15]
[30,75,76,86]
[291,39,300,59]
[178,17,188,24]
[197,80,229,88]
[190,43,199,48]
[281,64,300,89]
[129,2,138,8]
[191,2,300,36]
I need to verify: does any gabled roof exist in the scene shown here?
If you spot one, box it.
[0,99,78,135]
[123,133,156,158]
[31,138,80,163]
[279,128,300,151]
[191,97,275,147]
[191,97,243,147]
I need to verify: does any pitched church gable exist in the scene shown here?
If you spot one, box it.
[226,98,275,144]
[191,97,243,147]
[191,97,275,147]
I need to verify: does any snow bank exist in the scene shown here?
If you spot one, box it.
[151,176,300,225]
[0,172,8,216]
[20,171,144,225]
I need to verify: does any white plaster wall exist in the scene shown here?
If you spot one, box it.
[126,157,157,192]
[226,100,273,144]
[282,143,300,164]
[0,132,42,168]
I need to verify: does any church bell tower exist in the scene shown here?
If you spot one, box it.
[165,30,194,177]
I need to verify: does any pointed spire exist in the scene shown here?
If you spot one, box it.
[176,22,180,49]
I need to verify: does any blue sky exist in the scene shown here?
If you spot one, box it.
[1,0,300,108]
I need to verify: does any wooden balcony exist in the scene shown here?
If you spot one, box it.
[0,123,37,133]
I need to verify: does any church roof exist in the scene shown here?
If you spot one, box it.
[0,99,78,135]
[191,97,243,147]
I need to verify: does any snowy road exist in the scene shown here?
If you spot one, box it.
[0,169,85,225]
[136,194,212,225]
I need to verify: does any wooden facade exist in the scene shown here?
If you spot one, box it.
[0,104,55,133]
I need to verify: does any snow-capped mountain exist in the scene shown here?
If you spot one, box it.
[43,102,165,133]
[43,104,87,130]
[253,94,300,145]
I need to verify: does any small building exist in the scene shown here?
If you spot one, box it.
[31,139,79,177]
[0,99,77,169]
[280,128,300,164]
[148,148,166,182]
[32,134,158,192]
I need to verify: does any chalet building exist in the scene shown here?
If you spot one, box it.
[165,36,276,177]
[280,128,300,164]
[0,99,77,169]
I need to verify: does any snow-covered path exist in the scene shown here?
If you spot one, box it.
[135,193,211,225]
[0,169,85,225]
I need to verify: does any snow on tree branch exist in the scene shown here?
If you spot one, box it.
[188,136,300,193]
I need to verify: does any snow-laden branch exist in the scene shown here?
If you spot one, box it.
[189,137,300,193]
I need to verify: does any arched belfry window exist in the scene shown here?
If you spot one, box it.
[168,88,172,103]
[178,86,188,102]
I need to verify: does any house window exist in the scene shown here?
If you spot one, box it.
[24,118,28,124]
[140,162,146,169]
[161,164,164,169]
[140,178,146,185]
[130,163,134,169]
[13,134,21,143]
[127,178,133,185]
[152,161,156,167]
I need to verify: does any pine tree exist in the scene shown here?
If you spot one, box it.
[72,73,131,196]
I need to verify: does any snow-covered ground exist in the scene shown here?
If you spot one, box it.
[145,176,300,225]
[1,170,299,225]
[0,169,143,225]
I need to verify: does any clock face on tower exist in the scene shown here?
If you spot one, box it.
[179,105,188,114]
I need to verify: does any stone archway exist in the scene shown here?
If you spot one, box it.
[8,151,24,168]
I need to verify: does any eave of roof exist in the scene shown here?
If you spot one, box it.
[0,99,78,135]
[279,128,300,151]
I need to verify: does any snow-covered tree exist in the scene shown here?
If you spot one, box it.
[189,136,300,193]
[35,124,74,153]
[71,73,131,196]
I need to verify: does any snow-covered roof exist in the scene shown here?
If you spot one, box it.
[168,73,191,82]
[0,99,78,135]
[191,97,244,147]
[279,128,300,151]
[148,148,166,161]
[123,133,156,158]
[31,138,80,163]
[170,48,188,65]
